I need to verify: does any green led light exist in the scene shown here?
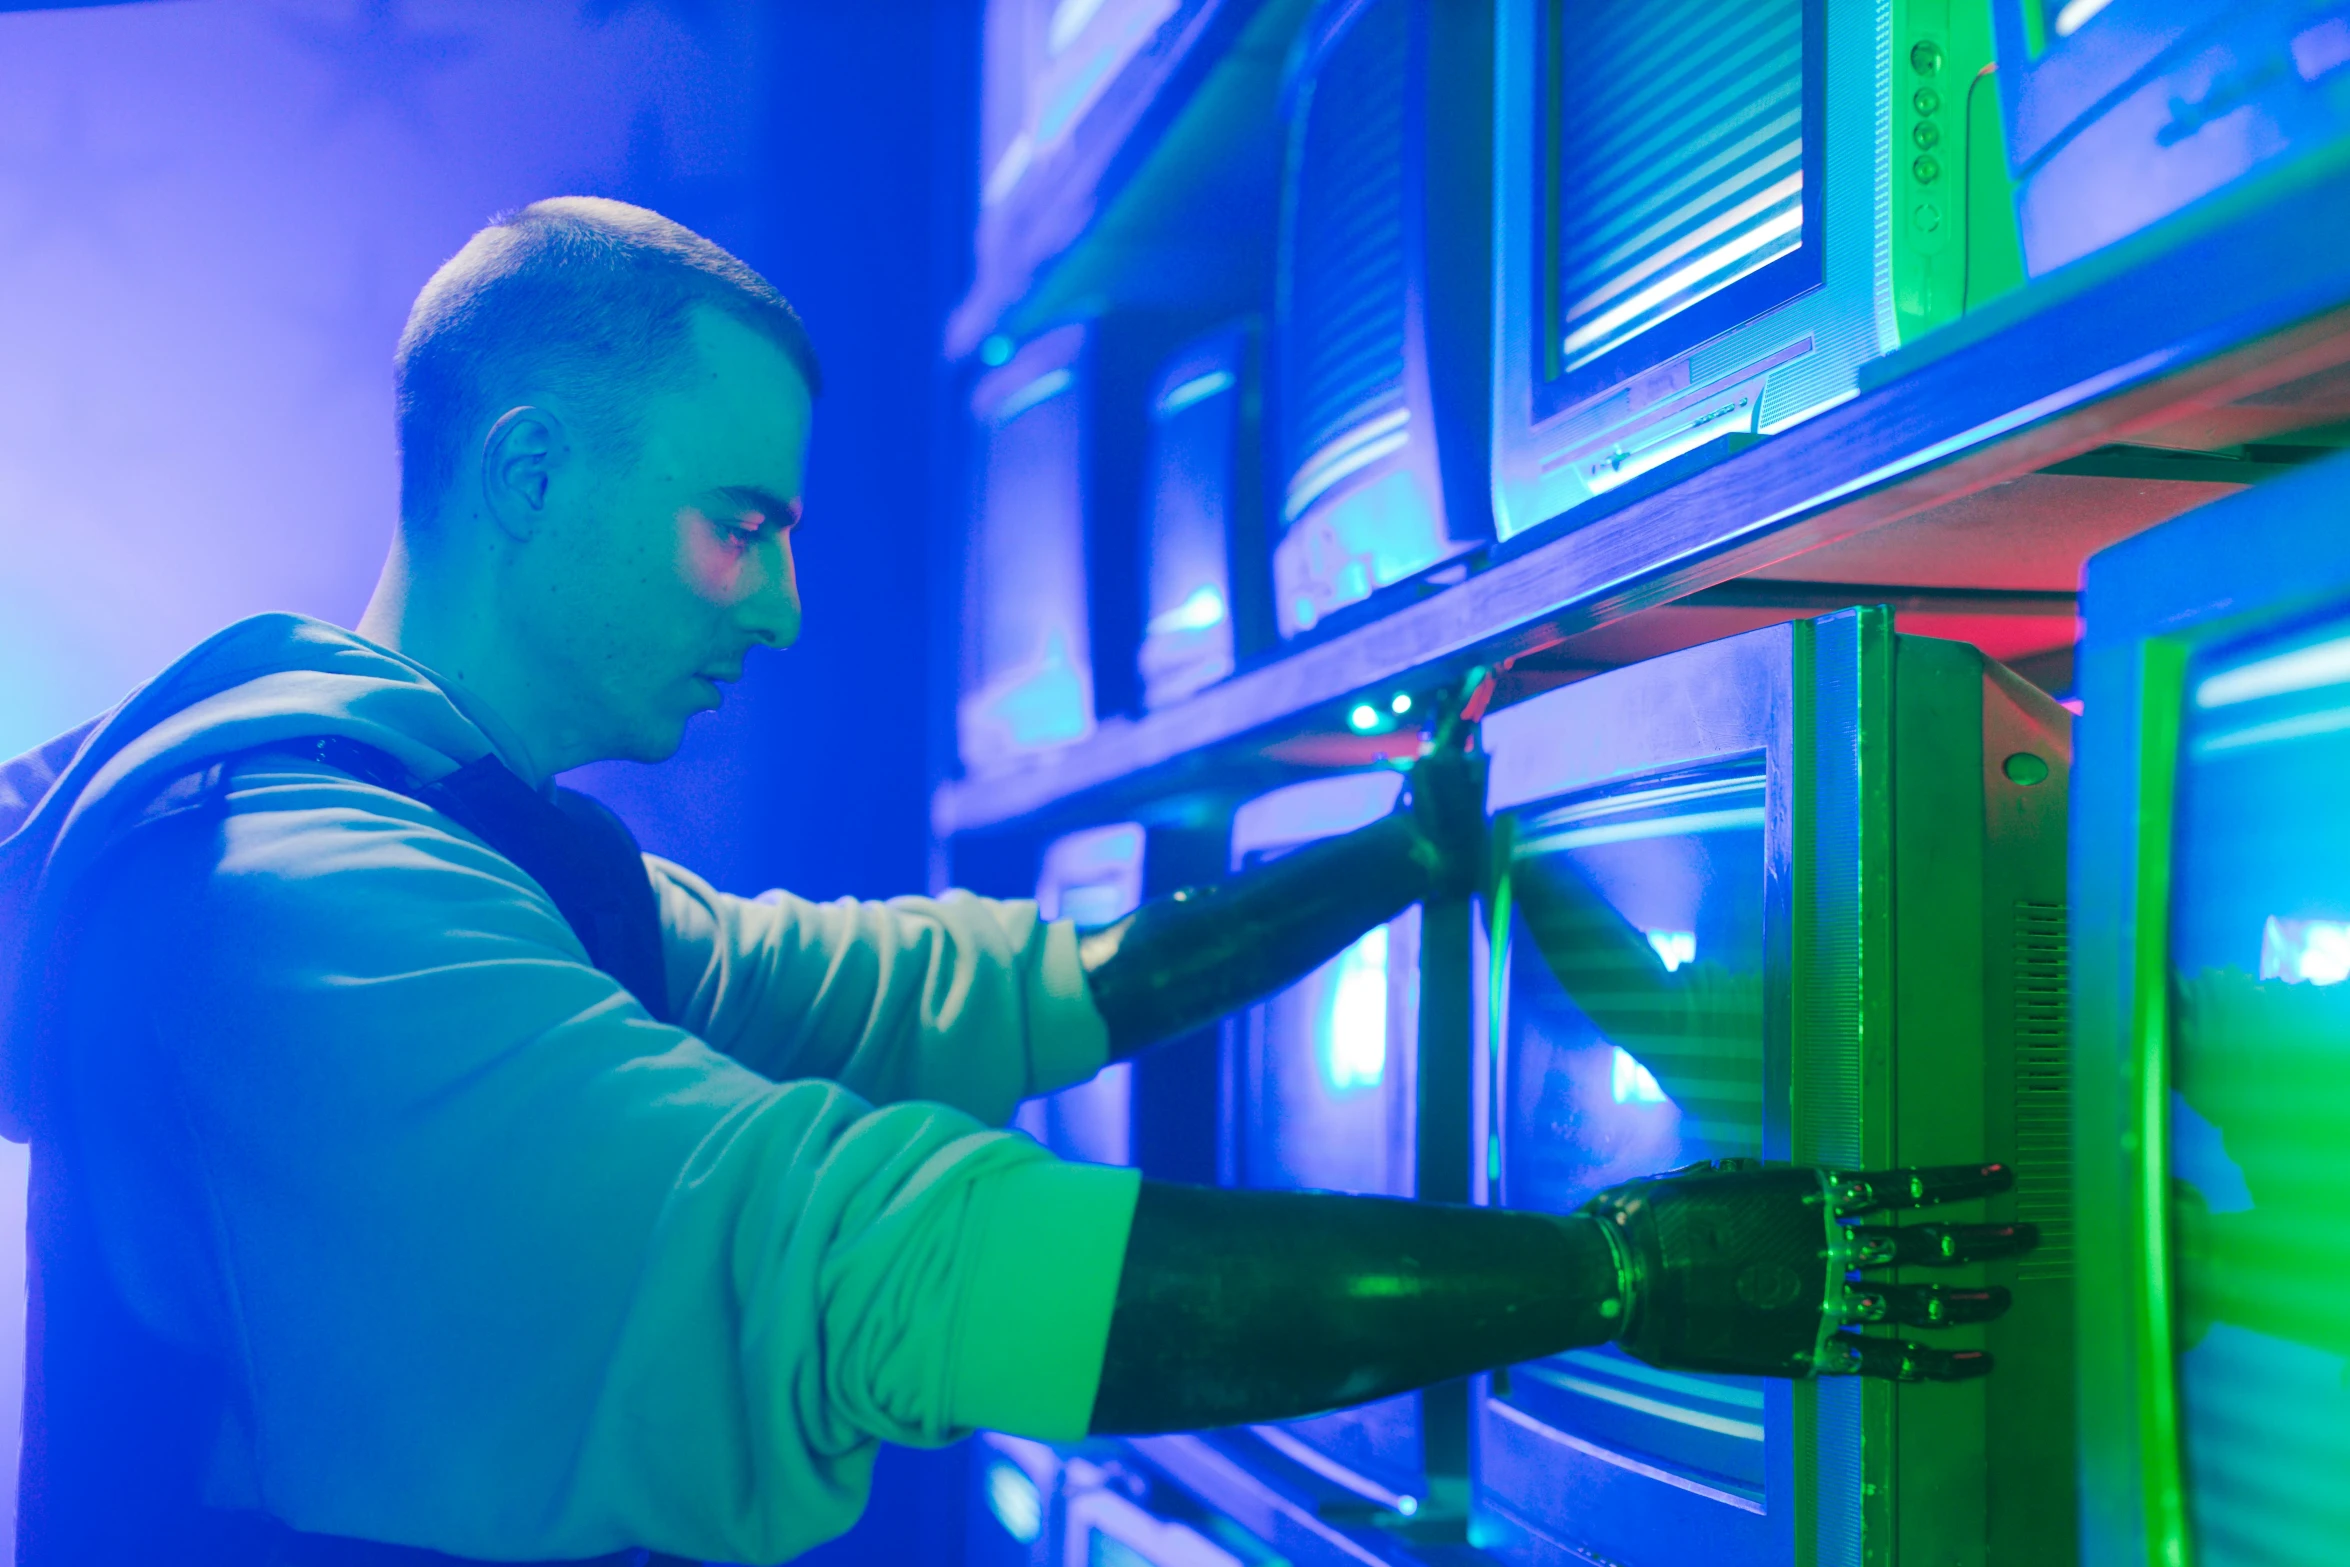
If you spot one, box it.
[1913,120,1941,150]
[1349,703,1382,733]
[979,334,1014,368]
[1390,692,1413,715]
[1910,39,1943,74]
[1913,154,1942,184]
[1913,87,1941,115]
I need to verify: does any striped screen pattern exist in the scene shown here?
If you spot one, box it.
[1279,0,1412,496]
[1552,0,1806,374]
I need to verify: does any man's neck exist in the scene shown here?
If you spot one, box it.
[358,534,572,788]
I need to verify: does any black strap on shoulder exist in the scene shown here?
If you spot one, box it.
[287,737,671,1023]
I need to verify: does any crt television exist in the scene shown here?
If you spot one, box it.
[1991,0,2350,277]
[2072,450,2350,1567]
[1470,611,2076,1567]
[1137,323,1267,711]
[956,0,1247,356]
[1491,0,2026,542]
[1221,769,1470,1517]
[960,326,1098,773]
[1268,0,1494,639]
[1017,824,1149,1163]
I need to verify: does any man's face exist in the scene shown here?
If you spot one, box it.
[524,307,813,764]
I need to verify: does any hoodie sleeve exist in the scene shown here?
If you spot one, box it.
[650,858,1114,1124]
[64,763,1137,1564]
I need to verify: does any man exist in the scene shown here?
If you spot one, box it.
[0,199,2023,1566]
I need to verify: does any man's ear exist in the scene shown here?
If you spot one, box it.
[479,406,568,541]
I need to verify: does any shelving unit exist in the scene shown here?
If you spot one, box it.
[937,149,2350,844]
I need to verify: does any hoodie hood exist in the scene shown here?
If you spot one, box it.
[0,613,510,1141]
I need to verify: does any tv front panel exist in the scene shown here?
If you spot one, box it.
[960,327,1098,774]
[1138,325,1264,711]
[1018,823,1149,1165]
[1991,0,2350,277]
[1492,0,2021,544]
[1473,612,2075,1567]
[1270,0,1491,639]
[2074,452,2350,1567]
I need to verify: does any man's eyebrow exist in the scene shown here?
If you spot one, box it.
[711,484,802,523]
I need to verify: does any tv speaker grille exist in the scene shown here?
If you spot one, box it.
[2012,898,2072,1283]
[1281,0,1412,489]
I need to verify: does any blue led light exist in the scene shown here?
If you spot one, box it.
[1146,584,1227,635]
[1349,703,1383,733]
[1321,927,1389,1091]
[979,334,1014,368]
[1644,929,1697,972]
[2259,915,2350,986]
[984,1461,1043,1544]
[1611,1046,1669,1105]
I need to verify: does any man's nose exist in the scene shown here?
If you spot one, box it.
[742,533,802,649]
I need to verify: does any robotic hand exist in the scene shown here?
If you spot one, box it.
[1092,1158,2031,1433]
[1588,1157,2035,1382]
[1080,671,1494,1059]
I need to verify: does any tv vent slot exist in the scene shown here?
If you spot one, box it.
[1280,0,1411,496]
[2012,899,2072,1282]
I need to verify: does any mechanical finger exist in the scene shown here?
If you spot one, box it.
[1842,1221,2038,1268]
[1840,1282,2012,1328]
[1829,1162,2014,1217]
[1819,1333,1994,1382]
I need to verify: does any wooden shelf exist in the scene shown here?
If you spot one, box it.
[936,158,2350,842]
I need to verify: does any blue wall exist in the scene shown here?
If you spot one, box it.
[0,1,974,1558]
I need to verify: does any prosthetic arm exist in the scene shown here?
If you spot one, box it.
[1073,678,2029,1432]
[1076,684,1492,1061]
[1093,1159,2033,1433]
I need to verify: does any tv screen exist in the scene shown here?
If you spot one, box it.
[1223,771,1433,1505]
[959,328,1096,771]
[1139,328,1252,710]
[2167,617,2350,1564]
[1018,825,1147,1166]
[1493,767,1776,1522]
[1544,0,1814,409]
[1236,913,1420,1199]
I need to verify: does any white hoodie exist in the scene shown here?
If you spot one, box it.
[0,614,1136,1563]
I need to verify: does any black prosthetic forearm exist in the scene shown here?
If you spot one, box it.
[1079,813,1441,1060]
[1089,1181,1625,1435]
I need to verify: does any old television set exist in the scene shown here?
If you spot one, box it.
[2072,451,2350,1567]
[1138,324,1267,710]
[1470,611,2076,1567]
[1491,0,2026,543]
[1017,824,1148,1163]
[960,326,1098,773]
[955,0,1253,356]
[1992,0,2350,278]
[1268,0,1494,638]
[1218,770,1471,1516]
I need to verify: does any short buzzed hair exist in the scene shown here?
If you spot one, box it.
[394,197,822,523]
